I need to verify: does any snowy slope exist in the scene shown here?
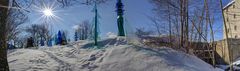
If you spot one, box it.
[8,38,220,71]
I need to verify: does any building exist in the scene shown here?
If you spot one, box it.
[223,0,239,39]
[215,39,240,64]
[215,0,240,64]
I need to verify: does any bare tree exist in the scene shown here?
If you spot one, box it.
[25,24,49,47]
[14,36,28,48]
[149,0,220,63]
[0,0,110,70]
[149,0,190,50]
[0,0,10,70]
[38,24,50,46]
[25,24,38,46]
[6,0,28,46]
[75,20,93,40]
[135,27,153,38]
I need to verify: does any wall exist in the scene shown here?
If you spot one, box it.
[215,39,240,64]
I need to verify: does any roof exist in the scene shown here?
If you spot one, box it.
[223,0,235,9]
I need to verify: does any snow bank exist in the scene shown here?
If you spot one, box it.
[8,38,219,71]
[8,49,59,71]
[94,45,216,71]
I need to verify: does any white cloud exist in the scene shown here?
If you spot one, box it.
[72,25,79,30]
[106,32,117,38]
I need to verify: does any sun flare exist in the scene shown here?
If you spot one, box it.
[43,9,53,16]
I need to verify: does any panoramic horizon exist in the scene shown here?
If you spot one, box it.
[25,0,156,40]
[0,0,238,71]
[23,0,231,41]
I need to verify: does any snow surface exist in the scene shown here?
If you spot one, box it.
[8,38,221,71]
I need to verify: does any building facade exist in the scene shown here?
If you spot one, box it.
[216,0,240,64]
[223,0,240,39]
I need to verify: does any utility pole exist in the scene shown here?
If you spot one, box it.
[93,2,99,46]
[116,0,125,36]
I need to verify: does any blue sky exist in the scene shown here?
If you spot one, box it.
[26,0,231,41]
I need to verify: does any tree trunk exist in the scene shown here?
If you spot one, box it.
[219,0,232,70]
[0,0,9,71]
[167,2,172,47]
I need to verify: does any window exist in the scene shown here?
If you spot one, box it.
[227,18,229,22]
[234,14,236,19]
[233,5,235,9]
[235,35,238,38]
[235,25,237,31]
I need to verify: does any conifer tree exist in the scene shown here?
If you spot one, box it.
[74,31,78,41]
[62,31,67,45]
[57,31,62,45]
[47,38,52,46]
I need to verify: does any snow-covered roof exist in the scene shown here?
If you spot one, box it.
[223,0,235,9]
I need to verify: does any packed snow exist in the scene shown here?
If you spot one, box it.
[8,38,221,71]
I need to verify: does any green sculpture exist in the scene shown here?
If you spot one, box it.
[116,0,125,36]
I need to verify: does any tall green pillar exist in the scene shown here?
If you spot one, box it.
[116,0,125,36]
[93,3,99,46]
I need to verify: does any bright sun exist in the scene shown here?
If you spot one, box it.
[43,9,53,16]
[30,1,63,25]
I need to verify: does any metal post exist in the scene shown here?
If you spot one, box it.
[94,3,98,46]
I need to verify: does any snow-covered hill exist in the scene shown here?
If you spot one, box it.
[8,38,220,71]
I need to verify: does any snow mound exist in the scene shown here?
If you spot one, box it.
[8,38,218,71]
[8,49,59,71]
[93,45,216,71]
